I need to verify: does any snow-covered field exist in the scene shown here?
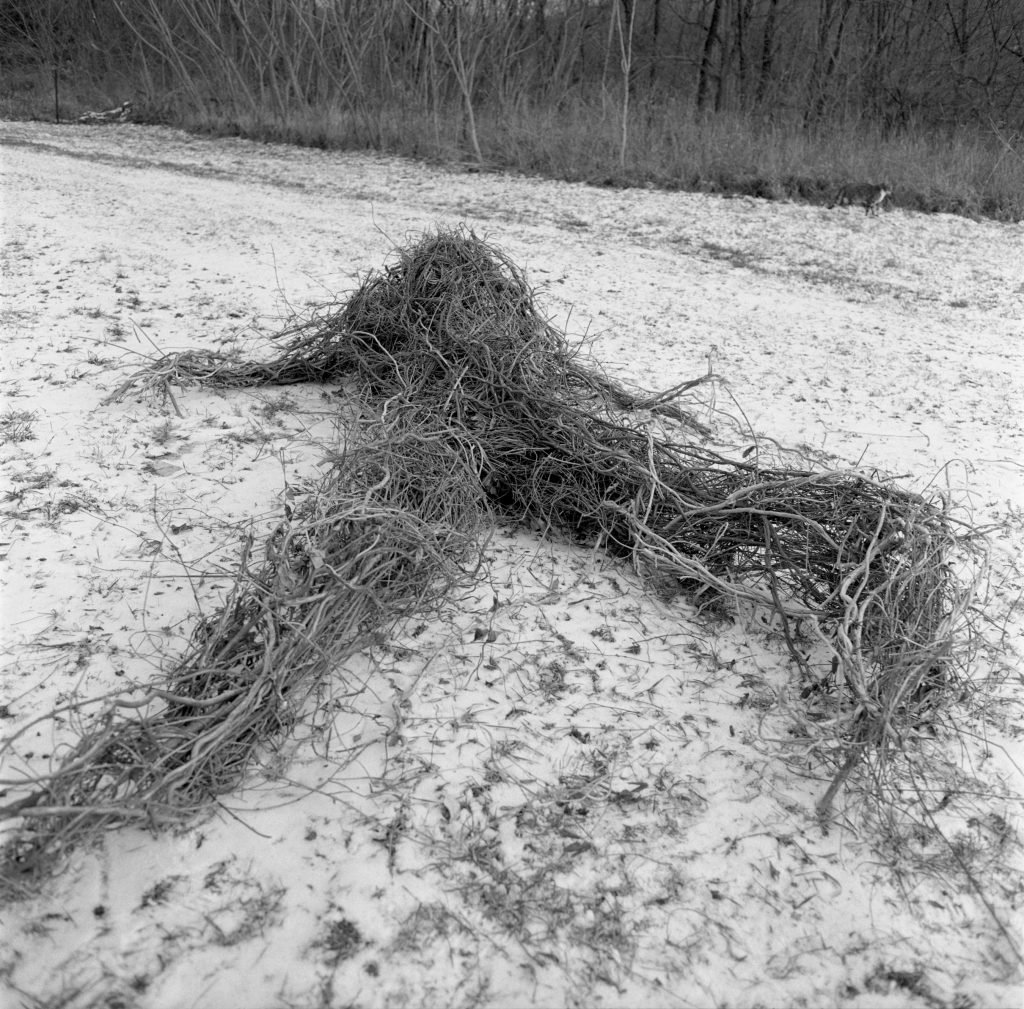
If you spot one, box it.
[1,121,1022,1009]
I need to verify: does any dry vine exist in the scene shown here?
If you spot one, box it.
[2,227,986,885]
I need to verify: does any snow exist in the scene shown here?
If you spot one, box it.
[1,120,1022,1008]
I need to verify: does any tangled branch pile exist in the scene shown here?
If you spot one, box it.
[2,228,981,883]
[1,422,486,881]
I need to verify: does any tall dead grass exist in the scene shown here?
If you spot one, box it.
[143,91,1018,218]
[2,63,1020,220]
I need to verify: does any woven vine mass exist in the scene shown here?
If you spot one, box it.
[2,228,982,882]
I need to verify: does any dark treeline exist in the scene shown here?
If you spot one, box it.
[4,1,1022,131]
[2,1,1023,217]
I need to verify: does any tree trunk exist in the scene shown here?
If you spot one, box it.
[697,0,726,112]
[807,0,853,127]
[649,0,662,91]
[755,0,778,108]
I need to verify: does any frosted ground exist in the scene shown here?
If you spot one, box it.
[1,121,1022,1008]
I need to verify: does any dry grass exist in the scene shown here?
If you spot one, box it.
[3,58,1020,220]
[169,98,1023,220]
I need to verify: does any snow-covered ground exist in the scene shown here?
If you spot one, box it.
[1,121,1022,1009]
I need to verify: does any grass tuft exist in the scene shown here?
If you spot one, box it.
[0,408,38,444]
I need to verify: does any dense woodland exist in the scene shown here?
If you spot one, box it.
[2,1,1023,218]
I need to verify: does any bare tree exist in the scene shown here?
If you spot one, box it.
[614,0,637,165]
[807,0,853,126]
[696,0,726,112]
[755,0,779,109]
[404,0,488,163]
